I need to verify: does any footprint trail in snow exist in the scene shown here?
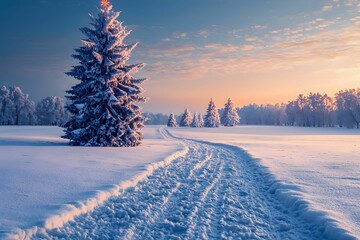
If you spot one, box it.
[34,128,326,240]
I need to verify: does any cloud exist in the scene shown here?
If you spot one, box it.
[322,5,333,11]
[198,29,210,38]
[172,32,188,39]
[244,37,259,42]
[240,45,255,51]
[229,29,243,38]
[252,25,267,30]
[137,6,360,82]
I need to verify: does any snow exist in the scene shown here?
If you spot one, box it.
[0,126,185,238]
[32,130,328,239]
[64,2,146,147]
[1,125,359,239]
[169,126,360,238]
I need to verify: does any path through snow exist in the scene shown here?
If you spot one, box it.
[31,128,339,239]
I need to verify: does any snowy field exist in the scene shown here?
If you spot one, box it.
[170,126,360,238]
[1,125,359,239]
[0,126,184,238]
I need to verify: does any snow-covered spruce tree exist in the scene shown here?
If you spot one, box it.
[180,108,192,127]
[167,113,177,127]
[198,113,204,127]
[221,98,240,127]
[36,96,70,126]
[204,99,220,127]
[191,113,199,128]
[63,0,146,147]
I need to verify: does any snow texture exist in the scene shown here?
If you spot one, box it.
[170,126,360,239]
[11,127,356,240]
[0,126,184,239]
[1,126,359,239]
[63,2,146,147]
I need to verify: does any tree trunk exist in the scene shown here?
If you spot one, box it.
[15,105,19,125]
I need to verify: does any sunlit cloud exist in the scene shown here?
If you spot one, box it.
[244,37,258,42]
[240,45,255,51]
[140,17,360,82]
[130,0,360,111]
[322,5,333,12]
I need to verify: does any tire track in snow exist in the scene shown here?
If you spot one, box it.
[33,128,330,240]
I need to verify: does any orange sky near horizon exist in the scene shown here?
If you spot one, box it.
[0,0,359,114]
[141,12,360,113]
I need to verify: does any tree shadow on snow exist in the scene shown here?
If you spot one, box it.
[0,138,68,147]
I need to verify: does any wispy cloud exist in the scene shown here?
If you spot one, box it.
[322,5,333,11]
[172,32,188,39]
[252,24,267,30]
[135,0,360,83]
[198,29,210,38]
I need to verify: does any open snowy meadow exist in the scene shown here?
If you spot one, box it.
[0,125,359,239]
[0,126,184,239]
[170,126,360,239]
[2,0,360,239]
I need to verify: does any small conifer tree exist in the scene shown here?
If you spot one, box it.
[198,113,204,127]
[221,98,240,126]
[204,99,220,127]
[180,109,192,127]
[167,113,177,127]
[191,113,199,127]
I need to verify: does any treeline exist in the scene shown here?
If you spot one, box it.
[2,85,359,129]
[0,86,70,126]
[167,98,239,128]
[145,89,360,129]
[239,90,360,128]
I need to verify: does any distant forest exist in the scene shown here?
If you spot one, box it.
[147,90,360,129]
[1,85,360,128]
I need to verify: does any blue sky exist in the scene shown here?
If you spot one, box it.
[0,0,359,113]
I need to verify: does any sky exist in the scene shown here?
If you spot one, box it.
[0,0,359,113]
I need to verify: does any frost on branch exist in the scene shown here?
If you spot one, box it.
[204,99,220,128]
[180,109,192,127]
[167,113,177,127]
[63,1,146,147]
[221,98,240,127]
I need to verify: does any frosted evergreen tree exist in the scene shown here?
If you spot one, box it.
[36,96,70,126]
[198,113,204,127]
[336,89,360,128]
[167,113,177,127]
[12,86,36,125]
[63,0,146,147]
[204,99,220,127]
[0,86,35,125]
[191,113,199,128]
[221,98,240,126]
[0,86,15,125]
[180,108,192,127]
